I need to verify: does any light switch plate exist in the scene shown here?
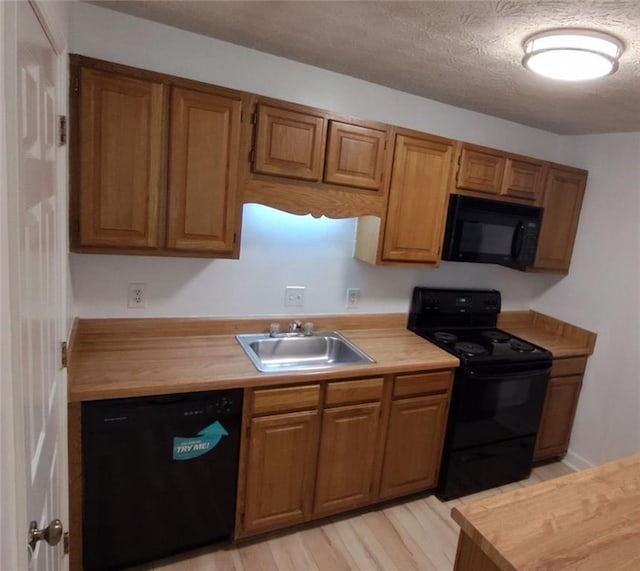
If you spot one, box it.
[346,288,361,309]
[284,286,305,307]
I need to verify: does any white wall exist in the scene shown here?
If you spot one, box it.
[535,133,640,467]
[69,3,565,318]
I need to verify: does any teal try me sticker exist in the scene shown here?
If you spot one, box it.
[173,421,228,461]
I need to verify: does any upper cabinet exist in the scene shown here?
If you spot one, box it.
[69,56,588,274]
[253,103,326,181]
[324,121,387,190]
[355,128,455,266]
[456,146,505,195]
[166,86,241,253]
[241,98,390,218]
[74,67,166,250]
[532,165,587,273]
[70,56,244,258]
[454,143,545,204]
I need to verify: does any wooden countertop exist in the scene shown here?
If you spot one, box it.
[451,453,640,571]
[498,310,596,358]
[68,310,596,402]
[68,314,459,401]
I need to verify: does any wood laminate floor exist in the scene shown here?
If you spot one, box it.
[133,462,574,571]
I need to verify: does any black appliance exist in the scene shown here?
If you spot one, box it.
[442,194,543,269]
[82,389,243,571]
[408,287,551,500]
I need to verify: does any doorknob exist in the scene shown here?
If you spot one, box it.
[28,519,63,551]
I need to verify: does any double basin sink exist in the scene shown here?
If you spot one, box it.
[236,331,375,373]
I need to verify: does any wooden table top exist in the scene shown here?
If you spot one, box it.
[452,453,640,571]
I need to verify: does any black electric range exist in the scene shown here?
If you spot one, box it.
[408,287,552,500]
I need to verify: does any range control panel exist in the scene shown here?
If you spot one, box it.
[414,288,501,315]
[408,287,502,330]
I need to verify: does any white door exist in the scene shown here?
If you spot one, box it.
[2,1,68,570]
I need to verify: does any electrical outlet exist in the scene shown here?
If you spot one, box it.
[128,283,147,309]
[346,288,361,309]
[284,286,305,307]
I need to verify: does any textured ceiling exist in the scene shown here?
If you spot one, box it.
[90,1,640,134]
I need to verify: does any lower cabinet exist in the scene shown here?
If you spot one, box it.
[534,357,586,461]
[379,393,449,500]
[236,370,453,539]
[313,402,381,516]
[242,410,320,534]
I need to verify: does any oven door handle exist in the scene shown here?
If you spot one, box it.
[467,368,551,381]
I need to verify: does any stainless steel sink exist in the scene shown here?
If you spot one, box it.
[236,331,375,372]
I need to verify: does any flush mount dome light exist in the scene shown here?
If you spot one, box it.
[522,29,624,81]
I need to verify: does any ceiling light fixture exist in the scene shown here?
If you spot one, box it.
[522,29,624,81]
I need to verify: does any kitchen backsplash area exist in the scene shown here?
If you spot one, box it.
[70,204,562,318]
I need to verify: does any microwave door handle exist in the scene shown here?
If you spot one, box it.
[511,222,525,260]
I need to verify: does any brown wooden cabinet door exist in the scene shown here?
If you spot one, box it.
[534,167,587,272]
[379,393,448,500]
[324,121,386,190]
[167,86,241,254]
[253,103,326,181]
[77,67,165,248]
[456,147,505,195]
[242,410,319,534]
[534,375,583,461]
[501,158,544,202]
[382,132,454,263]
[313,402,380,516]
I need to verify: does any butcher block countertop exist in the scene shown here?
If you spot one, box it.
[68,310,596,402]
[451,453,640,571]
[68,313,458,402]
[498,310,596,359]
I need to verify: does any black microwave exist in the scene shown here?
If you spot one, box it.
[442,195,543,270]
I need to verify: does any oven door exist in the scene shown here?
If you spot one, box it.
[451,363,550,450]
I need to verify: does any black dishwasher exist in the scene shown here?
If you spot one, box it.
[82,389,243,571]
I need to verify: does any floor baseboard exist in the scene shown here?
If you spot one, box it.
[562,448,595,471]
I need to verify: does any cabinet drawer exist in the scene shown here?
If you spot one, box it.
[252,384,321,415]
[325,377,384,407]
[551,357,587,377]
[393,370,453,398]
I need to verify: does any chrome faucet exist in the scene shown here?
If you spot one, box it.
[288,320,302,333]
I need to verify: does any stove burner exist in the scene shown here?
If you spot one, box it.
[510,339,535,352]
[454,342,488,357]
[433,331,458,344]
[481,330,510,343]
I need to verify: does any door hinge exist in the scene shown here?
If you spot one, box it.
[73,76,79,93]
[60,341,68,369]
[58,115,67,146]
[249,149,255,164]
[251,112,257,125]
[63,532,70,555]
